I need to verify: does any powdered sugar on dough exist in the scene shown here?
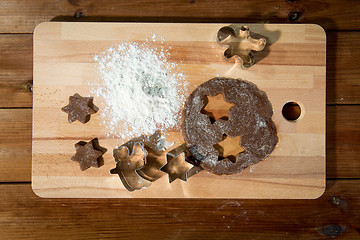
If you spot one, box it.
[92,41,187,138]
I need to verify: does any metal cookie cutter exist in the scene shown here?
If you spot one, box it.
[160,144,203,183]
[217,25,266,69]
[110,142,151,191]
[121,131,171,182]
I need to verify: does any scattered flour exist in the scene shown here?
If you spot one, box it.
[92,41,187,138]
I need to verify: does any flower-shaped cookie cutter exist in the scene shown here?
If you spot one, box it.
[216,25,266,69]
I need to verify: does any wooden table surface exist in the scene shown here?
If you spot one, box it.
[0,0,359,239]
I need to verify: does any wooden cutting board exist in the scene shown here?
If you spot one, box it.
[32,22,326,198]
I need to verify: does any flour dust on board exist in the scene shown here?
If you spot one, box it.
[91,37,188,139]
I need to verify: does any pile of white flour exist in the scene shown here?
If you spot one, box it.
[92,41,186,138]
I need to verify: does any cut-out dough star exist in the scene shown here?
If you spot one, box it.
[110,143,151,191]
[202,94,235,121]
[61,93,99,123]
[71,139,105,171]
[214,135,245,163]
[160,148,196,183]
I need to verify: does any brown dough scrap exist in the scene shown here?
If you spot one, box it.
[110,143,151,191]
[183,77,278,175]
[61,93,99,123]
[71,138,106,171]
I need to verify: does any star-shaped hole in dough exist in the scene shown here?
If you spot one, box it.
[61,93,99,124]
[71,138,106,171]
[217,25,266,69]
[213,135,245,163]
[160,145,202,183]
[201,94,234,123]
[110,143,151,191]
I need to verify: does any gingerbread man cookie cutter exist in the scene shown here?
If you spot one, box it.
[110,133,203,190]
[216,25,266,69]
[110,142,151,191]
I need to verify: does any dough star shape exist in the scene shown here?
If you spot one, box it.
[217,25,266,69]
[201,93,235,122]
[71,139,105,171]
[110,143,151,191]
[61,93,99,123]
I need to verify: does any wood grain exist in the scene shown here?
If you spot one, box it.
[32,23,326,198]
[327,31,360,104]
[0,105,357,183]
[0,0,359,237]
[0,34,33,108]
[327,106,360,178]
[1,31,359,108]
[1,0,360,33]
[0,180,359,239]
[0,32,358,182]
[0,109,31,182]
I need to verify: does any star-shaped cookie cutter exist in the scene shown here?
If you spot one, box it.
[216,25,266,69]
[160,144,203,183]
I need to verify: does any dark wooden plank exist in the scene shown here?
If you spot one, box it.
[0,109,31,182]
[0,105,359,182]
[327,105,360,178]
[0,31,359,107]
[1,0,360,33]
[0,180,359,239]
[0,34,33,108]
[327,31,360,104]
